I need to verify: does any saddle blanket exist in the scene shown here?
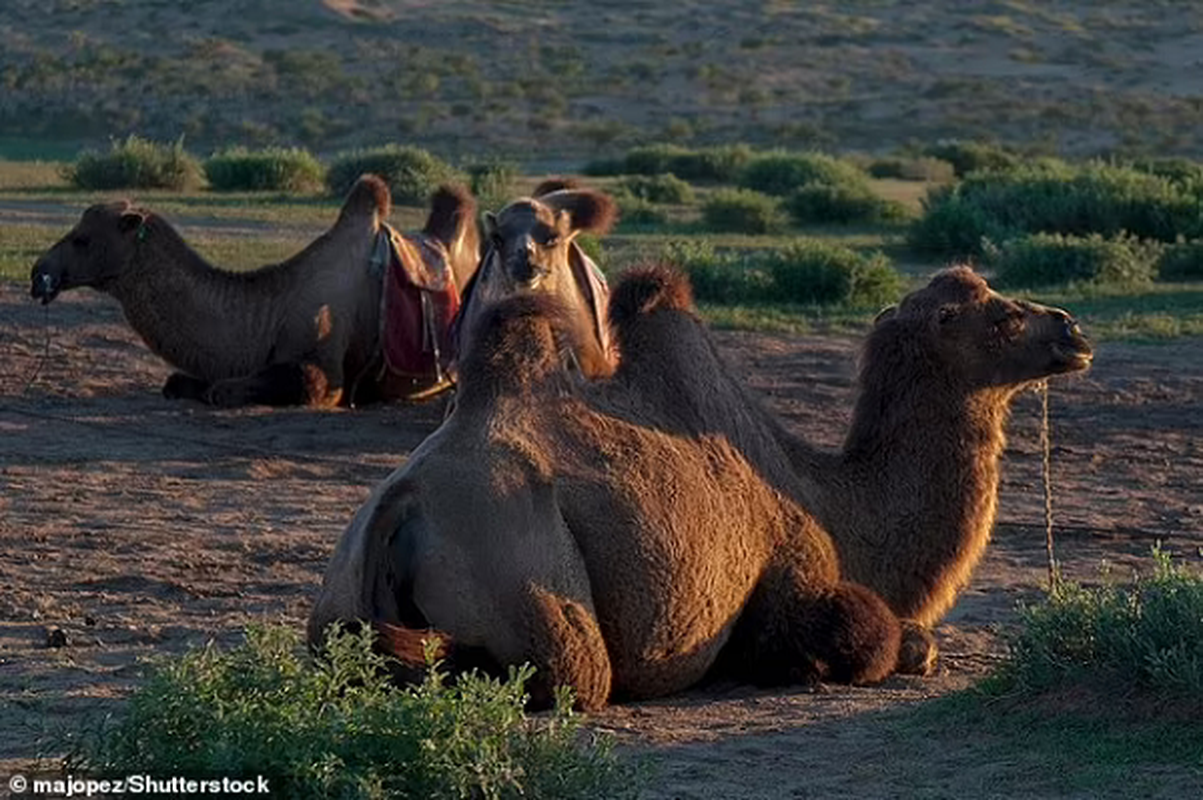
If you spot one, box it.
[375,224,460,382]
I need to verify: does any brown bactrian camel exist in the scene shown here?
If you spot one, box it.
[308,271,902,710]
[617,265,1094,674]
[453,184,615,378]
[29,176,478,407]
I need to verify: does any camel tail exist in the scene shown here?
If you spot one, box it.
[338,173,392,224]
[609,263,695,328]
[423,184,477,249]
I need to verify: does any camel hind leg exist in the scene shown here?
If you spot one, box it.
[722,564,901,687]
[204,361,343,407]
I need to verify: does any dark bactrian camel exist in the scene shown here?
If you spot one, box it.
[29,176,478,407]
[614,265,1094,674]
[308,269,901,709]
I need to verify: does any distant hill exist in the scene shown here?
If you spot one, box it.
[3,0,1202,163]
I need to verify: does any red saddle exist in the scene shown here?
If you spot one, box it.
[375,224,460,387]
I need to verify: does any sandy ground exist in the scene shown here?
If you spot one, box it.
[1,282,1201,797]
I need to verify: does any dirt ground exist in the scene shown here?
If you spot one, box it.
[1,282,1201,797]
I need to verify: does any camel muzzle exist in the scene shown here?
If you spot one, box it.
[30,268,59,305]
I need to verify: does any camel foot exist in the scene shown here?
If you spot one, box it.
[896,621,938,676]
[723,570,901,688]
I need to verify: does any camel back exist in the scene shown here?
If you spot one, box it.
[374,223,461,390]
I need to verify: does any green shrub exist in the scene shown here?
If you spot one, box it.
[590,144,754,183]
[615,194,669,228]
[765,240,904,306]
[1156,240,1203,281]
[785,183,909,225]
[466,159,518,210]
[910,161,1203,258]
[327,144,462,206]
[71,624,638,799]
[66,135,203,191]
[988,232,1160,289]
[700,188,786,234]
[1130,157,1203,187]
[660,240,772,305]
[665,144,754,183]
[921,139,1021,177]
[660,238,904,307]
[580,157,627,177]
[614,173,695,204]
[868,156,956,183]
[739,151,869,197]
[204,147,324,192]
[997,548,1203,698]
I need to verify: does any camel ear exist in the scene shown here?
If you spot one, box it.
[554,208,577,241]
[482,211,499,239]
[873,304,897,324]
[540,189,618,236]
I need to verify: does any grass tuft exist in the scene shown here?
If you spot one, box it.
[66,624,640,799]
[991,547,1203,699]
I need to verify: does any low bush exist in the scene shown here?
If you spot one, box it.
[66,135,203,191]
[996,547,1203,699]
[327,144,462,206]
[868,156,956,183]
[466,159,519,211]
[765,240,904,307]
[585,144,754,183]
[700,188,787,234]
[1130,157,1203,187]
[910,161,1203,258]
[614,194,669,228]
[921,139,1021,177]
[988,232,1160,289]
[1157,240,1203,281]
[614,173,695,205]
[660,238,904,307]
[71,624,638,799]
[739,151,869,197]
[660,240,772,304]
[786,183,909,225]
[204,147,324,192]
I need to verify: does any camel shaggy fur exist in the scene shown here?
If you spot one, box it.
[309,270,901,709]
[610,266,1093,673]
[454,185,616,378]
[29,176,478,407]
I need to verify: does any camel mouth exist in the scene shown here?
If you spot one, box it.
[1049,340,1093,373]
[30,271,60,305]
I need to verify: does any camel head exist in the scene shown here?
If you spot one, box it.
[481,188,617,294]
[31,201,148,304]
[872,266,1093,390]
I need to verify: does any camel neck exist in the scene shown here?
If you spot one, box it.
[806,347,1016,625]
[105,218,286,380]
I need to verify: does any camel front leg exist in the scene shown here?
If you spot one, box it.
[205,361,344,408]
